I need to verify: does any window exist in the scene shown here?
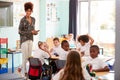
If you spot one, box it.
[77,0,115,57]
[0,1,13,27]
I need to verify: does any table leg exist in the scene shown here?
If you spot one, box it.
[12,53,14,73]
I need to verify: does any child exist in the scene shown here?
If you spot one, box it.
[82,45,110,72]
[52,50,92,80]
[54,40,70,71]
[77,34,94,57]
[67,33,76,49]
[32,41,51,65]
[43,42,50,54]
[58,40,70,60]
[50,37,61,56]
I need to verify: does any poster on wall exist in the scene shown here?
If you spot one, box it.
[46,1,60,22]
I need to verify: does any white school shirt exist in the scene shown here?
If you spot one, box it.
[77,42,91,56]
[32,48,50,65]
[51,45,61,55]
[57,47,69,60]
[82,56,108,70]
[52,68,92,80]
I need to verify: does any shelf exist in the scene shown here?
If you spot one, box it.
[0,38,8,44]
[0,48,8,54]
[0,38,8,74]
[0,58,8,64]
[0,68,8,74]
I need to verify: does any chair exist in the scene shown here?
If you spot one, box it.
[55,60,66,71]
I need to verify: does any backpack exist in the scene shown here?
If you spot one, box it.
[28,57,42,80]
[28,57,53,80]
[41,63,52,80]
[44,58,57,74]
[49,60,57,74]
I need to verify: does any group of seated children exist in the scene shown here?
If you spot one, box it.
[52,45,110,80]
[32,34,110,80]
[33,37,70,64]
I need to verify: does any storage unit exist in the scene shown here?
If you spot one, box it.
[0,38,8,74]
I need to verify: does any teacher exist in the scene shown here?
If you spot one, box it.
[18,2,39,78]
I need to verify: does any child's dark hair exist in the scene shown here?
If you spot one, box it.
[61,40,68,46]
[53,37,59,42]
[24,2,33,11]
[78,35,89,43]
[90,45,99,53]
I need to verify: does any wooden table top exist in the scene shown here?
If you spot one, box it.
[96,71,109,76]
[95,71,114,80]
[50,55,59,60]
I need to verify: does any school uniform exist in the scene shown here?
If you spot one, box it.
[57,47,69,60]
[51,45,61,55]
[33,48,50,65]
[77,42,91,56]
[52,68,92,80]
[82,56,108,70]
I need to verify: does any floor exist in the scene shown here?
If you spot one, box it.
[0,68,24,80]
[0,73,24,80]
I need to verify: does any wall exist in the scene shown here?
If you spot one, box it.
[39,0,46,41]
[39,0,69,41]
[115,0,120,79]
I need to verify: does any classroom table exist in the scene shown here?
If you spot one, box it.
[7,51,21,73]
[96,71,109,76]
[50,55,59,60]
[95,71,114,80]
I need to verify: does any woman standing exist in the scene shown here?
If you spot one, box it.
[18,2,39,78]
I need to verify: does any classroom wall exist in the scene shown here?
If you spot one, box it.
[39,0,69,41]
[115,0,120,79]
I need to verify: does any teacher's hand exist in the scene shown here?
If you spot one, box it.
[32,30,40,35]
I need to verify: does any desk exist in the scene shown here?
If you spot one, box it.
[96,71,109,76]
[50,55,59,60]
[7,51,21,73]
[95,71,114,80]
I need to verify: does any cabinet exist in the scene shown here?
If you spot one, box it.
[0,38,8,74]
